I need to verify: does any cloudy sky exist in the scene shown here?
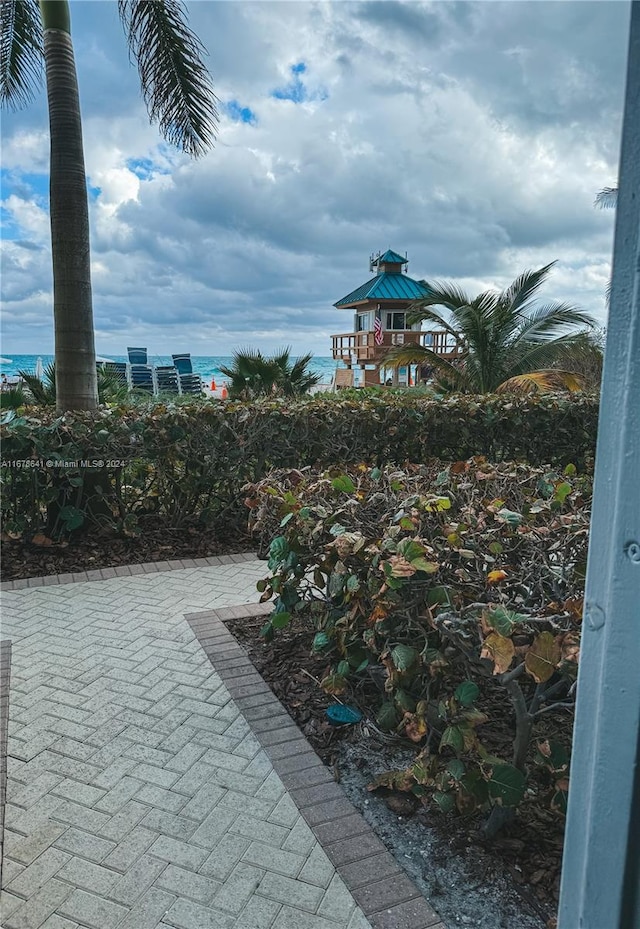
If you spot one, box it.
[0,1,630,357]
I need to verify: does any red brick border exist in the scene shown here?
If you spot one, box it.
[186,605,446,929]
[0,552,259,591]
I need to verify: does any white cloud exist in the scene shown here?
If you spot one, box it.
[0,0,626,354]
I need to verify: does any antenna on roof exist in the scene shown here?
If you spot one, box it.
[369,253,374,273]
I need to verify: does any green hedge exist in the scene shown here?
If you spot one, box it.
[0,392,599,538]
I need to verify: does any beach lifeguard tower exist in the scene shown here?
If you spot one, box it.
[331,249,461,387]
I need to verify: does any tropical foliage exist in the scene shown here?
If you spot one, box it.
[11,363,131,408]
[0,0,218,411]
[0,392,598,539]
[219,349,322,399]
[247,459,588,831]
[383,262,595,394]
[594,186,618,210]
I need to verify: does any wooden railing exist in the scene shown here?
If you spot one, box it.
[331,329,461,363]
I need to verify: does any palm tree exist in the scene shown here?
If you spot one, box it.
[219,348,322,400]
[1,0,218,412]
[383,262,596,394]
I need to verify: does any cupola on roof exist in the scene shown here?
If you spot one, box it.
[334,249,431,308]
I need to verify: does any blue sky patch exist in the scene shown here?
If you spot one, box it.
[126,157,171,181]
[225,100,257,124]
[1,170,48,204]
[0,204,23,242]
[271,62,328,104]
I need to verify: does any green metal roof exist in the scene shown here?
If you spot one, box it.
[334,272,431,307]
[374,249,408,265]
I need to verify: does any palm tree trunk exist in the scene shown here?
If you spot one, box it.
[40,0,97,411]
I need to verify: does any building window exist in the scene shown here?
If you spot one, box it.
[356,313,370,332]
[386,312,406,330]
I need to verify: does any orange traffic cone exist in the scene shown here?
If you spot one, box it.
[221,385,228,400]
[211,378,216,390]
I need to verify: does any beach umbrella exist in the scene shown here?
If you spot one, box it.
[35,357,44,379]
[0,357,12,364]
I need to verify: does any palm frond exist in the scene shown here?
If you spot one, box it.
[406,300,466,344]
[408,280,472,323]
[18,366,55,405]
[594,186,618,210]
[0,0,43,110]
[504,333,590,379]
[499,262,556,315]
[118,0,218,157]
[496,370,585,395]
[514,302,596,343]
[0,386,26,410]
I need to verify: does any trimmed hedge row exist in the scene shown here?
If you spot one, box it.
[0,392,599,538]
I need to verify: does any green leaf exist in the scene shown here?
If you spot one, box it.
[423,647,447,668]
[391,644,419,671]
[411,557,439,574]
[564,463,577,477]
[330,523,348,537]
[488,541,503,554]
[328,573,345,597]
[332,475,356,493]
[427,586,453,606]
[370,467,382,480]
[59,506,84,530]
[376,702,398,731]
[312,632,331,652]
[268,536,289,567]
[487,764,526,806]
[280,512,294,527]
[440,726,464,753]
[455,681,480,707]
[433,791,455,813]
[260,621,274,642]
[461,770,489,803]
[554,481,572,504]
[337,660,350,677]
[446,759,466,781]
[394,690,416,713]
[346,574,360,593]
[271,611,291,629]
[397,539,426,561]
[425,496,451,511]
[496,508,523,527]
[535,739,569,774]
[485,605,526,637]
[256,579,268,593]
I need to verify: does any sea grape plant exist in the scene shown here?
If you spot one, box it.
[246,458,587,830]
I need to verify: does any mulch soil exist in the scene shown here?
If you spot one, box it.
[0,521,252,580]
[227,613,567,927]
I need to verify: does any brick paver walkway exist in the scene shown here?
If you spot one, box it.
[0,561,371,929]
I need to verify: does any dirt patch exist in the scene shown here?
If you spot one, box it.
[1,520,252,580]
[227,613,562,929]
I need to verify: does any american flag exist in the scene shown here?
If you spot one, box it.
[374,308,383,345]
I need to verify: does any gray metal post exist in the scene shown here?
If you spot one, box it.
[558,3,640,927]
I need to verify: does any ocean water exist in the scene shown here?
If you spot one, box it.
[0,354,340,385]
